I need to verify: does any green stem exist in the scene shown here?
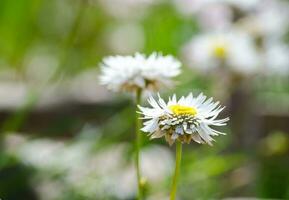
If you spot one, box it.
[135,89,143,200]
[170,141,182,200]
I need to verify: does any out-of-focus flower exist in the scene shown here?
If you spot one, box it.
[99,52,181,93]
[138,93,229,145]
[183,30,260,74]
[66,144,134,200]
[17,139,65,170]
[263,41,289,75]
[9,134,175,199]
[238,0,289,39]
[174,0,233,30]
[16,139,92,172]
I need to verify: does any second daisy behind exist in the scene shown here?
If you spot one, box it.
[138,92,229,145]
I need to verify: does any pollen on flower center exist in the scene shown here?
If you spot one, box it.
[212,43,228,59]
[169,105,197,116]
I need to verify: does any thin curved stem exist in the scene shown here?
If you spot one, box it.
[170,141,182,200]
[135,88,143,200]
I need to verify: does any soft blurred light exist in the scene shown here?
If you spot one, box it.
[141,145,174,183]
[97,0,158,19]
[260,132,289,156]
[24,45,58,84]
[105,23,145,54]
[264,41,289,76]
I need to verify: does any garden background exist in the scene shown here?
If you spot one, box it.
[0,0,289,199]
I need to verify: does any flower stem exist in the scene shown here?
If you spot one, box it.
[170,140,182,200]
[135,88,143,200]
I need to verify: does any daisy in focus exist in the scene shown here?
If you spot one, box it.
[138,93,229,146]
[99,52,181,93]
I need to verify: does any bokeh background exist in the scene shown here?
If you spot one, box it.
[0,0,289,199]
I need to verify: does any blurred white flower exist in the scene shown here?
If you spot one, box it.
[11,136,175,199]
[175,0,259,30]
[173,0,233,30]
[183,30,260,74]
[99,52,181,93]
[238,0,289,39]
[139,93,229,145]
[67,144,134,200]
[17,139,65,170]
[263,41,289,75]
[17,139,92,172]
[256,0,289,39]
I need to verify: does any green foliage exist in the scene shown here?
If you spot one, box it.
[0,0,288,199]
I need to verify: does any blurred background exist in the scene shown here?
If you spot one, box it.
[0,0,289,199]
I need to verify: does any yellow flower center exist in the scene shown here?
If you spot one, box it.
[169,105,197,116]
[213,44,227,59]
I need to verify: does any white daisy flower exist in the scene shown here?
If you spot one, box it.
[138,93,229,145]
[99,52,181,92]
[183,30,260,74]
